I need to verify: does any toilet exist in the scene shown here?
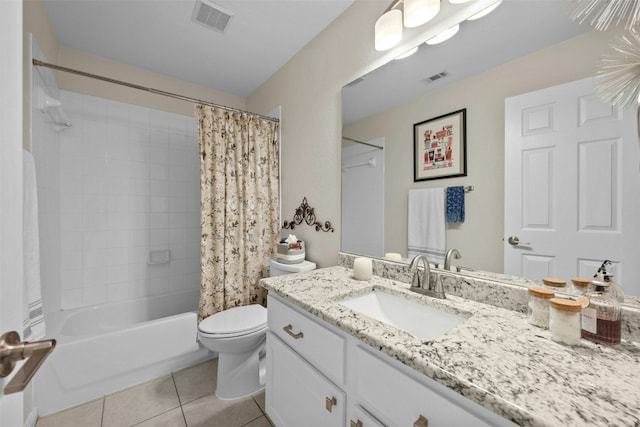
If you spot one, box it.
[197,257,316,399]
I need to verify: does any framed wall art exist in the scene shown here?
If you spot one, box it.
[413,108,467,182]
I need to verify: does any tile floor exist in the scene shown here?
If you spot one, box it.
[35,358,273,427]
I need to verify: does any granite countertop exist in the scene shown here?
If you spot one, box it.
[260,266,640,427]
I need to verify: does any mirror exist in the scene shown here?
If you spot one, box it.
[341,1,640,304]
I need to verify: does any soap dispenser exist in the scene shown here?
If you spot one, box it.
[581,280,621,345]
[594,260,624,303]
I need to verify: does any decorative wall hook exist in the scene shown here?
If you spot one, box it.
[283,197,334,233]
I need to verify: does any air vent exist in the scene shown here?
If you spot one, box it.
[422,71,449,85]
[192,0,234,33]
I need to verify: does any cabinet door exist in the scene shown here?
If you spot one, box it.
[266,332,345,427]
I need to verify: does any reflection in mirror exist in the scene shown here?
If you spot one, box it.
[341,1,640,304]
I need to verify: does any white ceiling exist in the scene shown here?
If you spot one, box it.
[342,0,593,124]
[43,0,356,98]
[43,0,593,116]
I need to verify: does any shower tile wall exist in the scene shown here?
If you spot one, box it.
[31,57,62,314]
[57,91,200,309]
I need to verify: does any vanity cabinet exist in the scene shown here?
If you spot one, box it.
[266,294,516,427]
[266,295,346,427]
[266,331,345,427]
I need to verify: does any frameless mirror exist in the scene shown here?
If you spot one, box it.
[341,0,640,305]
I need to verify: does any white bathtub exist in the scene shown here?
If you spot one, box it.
[34,289,212,416]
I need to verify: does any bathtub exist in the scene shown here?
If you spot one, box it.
[34,289,212,416]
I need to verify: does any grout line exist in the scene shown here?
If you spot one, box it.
[100,396,105,427]
[171,372,190,427]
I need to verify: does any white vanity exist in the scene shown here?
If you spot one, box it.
[260,266,640,427]
[266,293,515,426]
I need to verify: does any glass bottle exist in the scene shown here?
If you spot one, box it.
[581,281,621,345]
[527,287,554,328]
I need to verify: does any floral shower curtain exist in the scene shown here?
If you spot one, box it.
[196,105,280,321]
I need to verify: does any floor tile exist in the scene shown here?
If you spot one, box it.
[173,358,217,404]
[35,398,103,427]
[242,415,273,427]
[251,389,265,413]
[102,375,181,427]
[182,394,263,427]
[132,407,187,427]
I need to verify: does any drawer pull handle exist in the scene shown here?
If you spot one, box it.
[413,415,429,427]
[325,396,337,412]
[283,324,304,339]
[350,420,363,427]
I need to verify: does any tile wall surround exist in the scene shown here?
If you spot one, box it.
[338,252,640,342]
[31,47,62,313]
[35,89,201,311]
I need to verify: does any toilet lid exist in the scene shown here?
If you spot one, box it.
[199,304,267,336]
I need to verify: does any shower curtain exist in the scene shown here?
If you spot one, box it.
[197,105,280,320]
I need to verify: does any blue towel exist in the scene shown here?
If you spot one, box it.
[446,186,465,222]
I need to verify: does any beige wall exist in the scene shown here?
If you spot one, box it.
[248,0,612,270]
[247,1,390,268]
[344,30,611,273]
[57,47,246,117]
[23,0,59,151]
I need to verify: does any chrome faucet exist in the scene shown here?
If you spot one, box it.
[409,255,446,299]
[444,248,461,271]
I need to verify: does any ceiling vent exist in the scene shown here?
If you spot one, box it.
[192,0,234,33]
[422,71,449,85]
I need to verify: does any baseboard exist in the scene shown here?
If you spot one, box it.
[24,407,38,427]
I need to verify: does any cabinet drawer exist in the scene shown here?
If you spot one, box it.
[268,295,345,384]
[355,345,514,427]
[349,405,386,427]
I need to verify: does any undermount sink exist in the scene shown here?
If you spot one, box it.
[338,290,466,341]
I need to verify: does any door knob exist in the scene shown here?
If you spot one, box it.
[0,331,56,394]
[507,236,531,246]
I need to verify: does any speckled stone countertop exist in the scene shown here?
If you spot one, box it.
[260,266,640,427]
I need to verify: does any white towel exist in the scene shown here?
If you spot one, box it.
[407,188,446,266]
[23,150,45,341]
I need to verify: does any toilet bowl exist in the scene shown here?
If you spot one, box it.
[198,304,268,399]
[198,258,316,400]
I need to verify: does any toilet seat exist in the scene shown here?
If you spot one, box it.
[198,304,267,338]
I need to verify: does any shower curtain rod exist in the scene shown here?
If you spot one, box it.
[32,59,279,123]
[342,136,384,150]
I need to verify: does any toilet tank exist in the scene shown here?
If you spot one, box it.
[269,258,316,277]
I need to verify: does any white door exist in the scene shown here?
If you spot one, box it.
[1,0,26,424]
[341,138,385,258]
[505,78,640,295]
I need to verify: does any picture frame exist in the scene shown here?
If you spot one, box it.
[413,108,467,182]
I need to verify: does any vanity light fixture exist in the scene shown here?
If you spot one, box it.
[395,46,420,59]
[467,0,502,20]
[375,8,403,51]
[374,0,503,51]
[404,0,440,28]
[425,24,459,45]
